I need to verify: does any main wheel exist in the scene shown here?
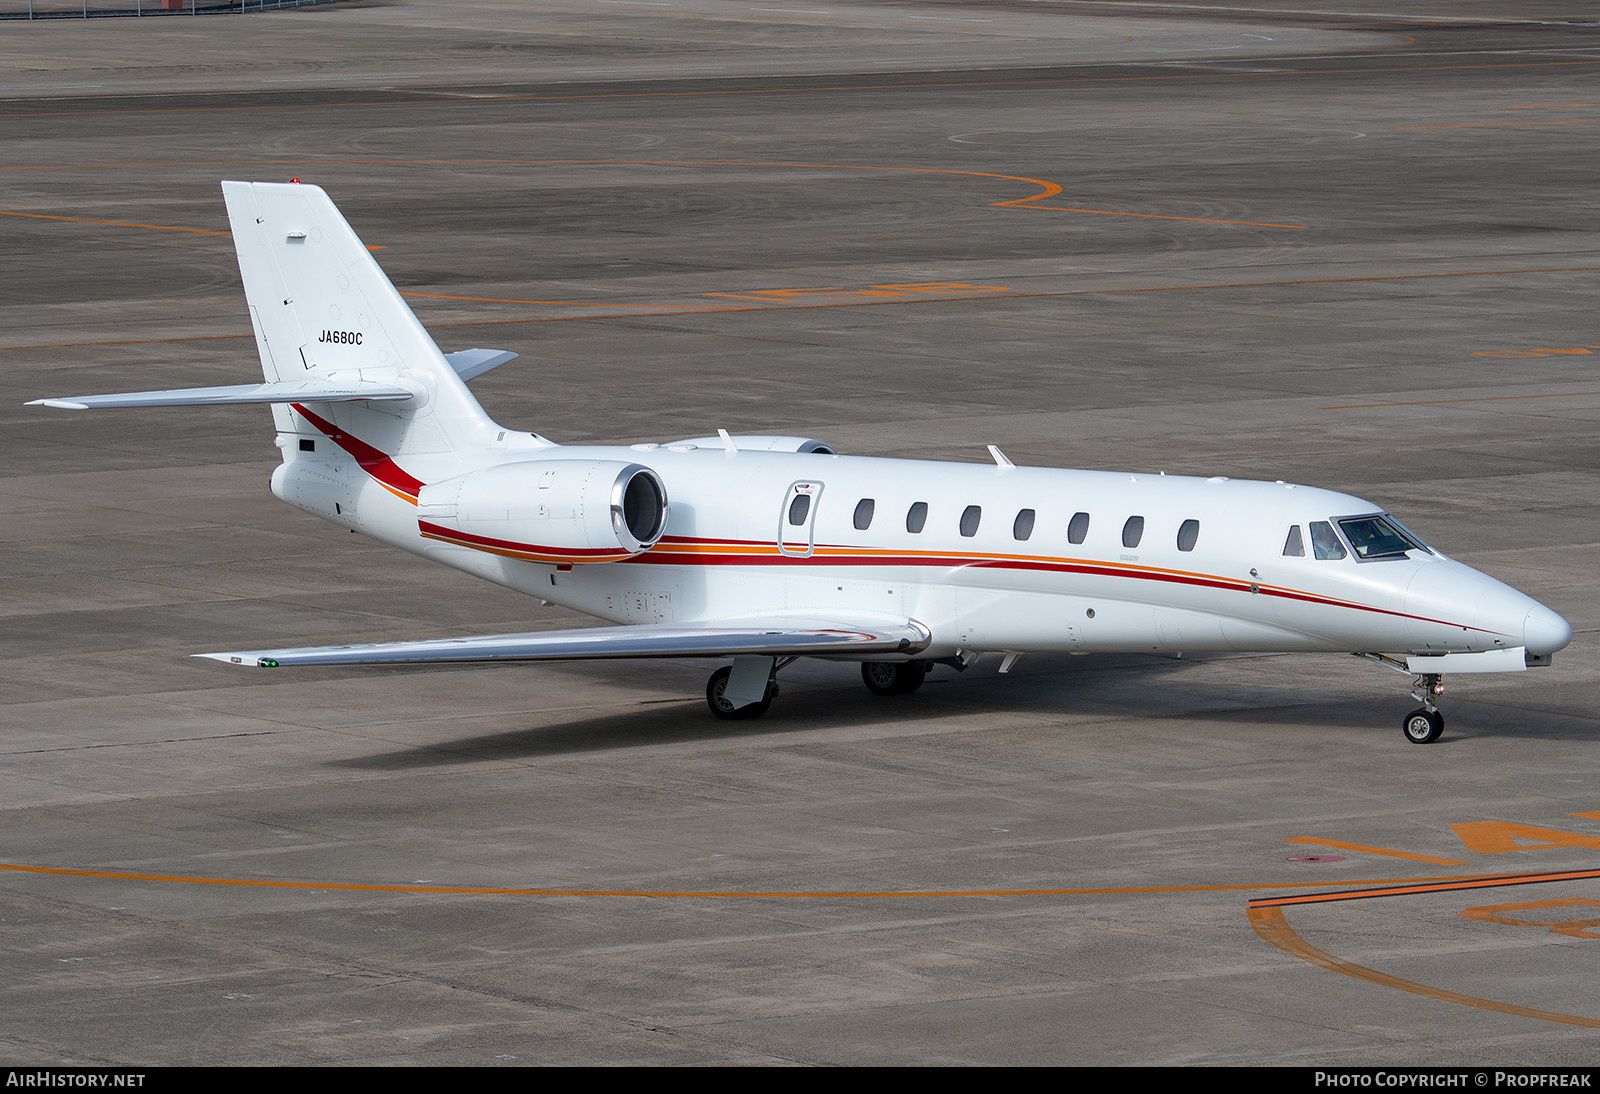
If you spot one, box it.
[706,666,774,720]
[861,661,926,696]
[1402,707,1444,744]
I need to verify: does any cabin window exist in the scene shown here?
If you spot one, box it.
[1309,520,1347,560]
[960,505,982,538]
[907,502,928,534]
[1177,519,1199,552]
[1013,509,1035,541]
[1067,511,1090,545]
[1283,525,1305,557]
[1122,515,1144,549]
[788,494,811,526]
[853,499,875,531]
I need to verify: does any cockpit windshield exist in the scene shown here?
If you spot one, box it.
[1336,514,1428,560]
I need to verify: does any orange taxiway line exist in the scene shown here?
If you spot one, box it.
[0,860,1496,900]
[3,59,1599,121]
[1323,391,1600,410]
[1249,904,1600,1029]
[1282,836,1467,866]
[0,209,229,235]
[7,266,1595,353]
[410,265,1600,330]
[0,158,1288,229]
[1252,867,1600,909]
[1398,119,1598,130]
[1012,205,1306,229]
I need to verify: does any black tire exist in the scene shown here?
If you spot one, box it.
[861,661,926,696]
[1402,707,1444,744]
[706,665,774,720]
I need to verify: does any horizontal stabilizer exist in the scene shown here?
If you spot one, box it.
[27,380,415,411]
[443,348,519,383]
[197,621,931,668]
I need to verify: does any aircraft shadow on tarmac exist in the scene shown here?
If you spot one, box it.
[323,651,1585,770]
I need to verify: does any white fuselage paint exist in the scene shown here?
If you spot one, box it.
[278,437,1566,664]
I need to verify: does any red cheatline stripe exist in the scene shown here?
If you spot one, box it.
[1249,867,1600,908]
[642,540,1496,636]
[291,403,424,500]
[418,519,633,562]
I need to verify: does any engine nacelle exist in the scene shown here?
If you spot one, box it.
[417,459,667,564]
[670,435,836,454]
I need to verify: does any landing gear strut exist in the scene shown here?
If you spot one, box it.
[861,661,928,696]
[1401,672,1445,744]
[705,659,789,720]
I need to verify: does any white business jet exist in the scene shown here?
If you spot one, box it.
[30,182,1573,743]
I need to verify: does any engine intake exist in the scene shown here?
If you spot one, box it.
[417,459,667,563]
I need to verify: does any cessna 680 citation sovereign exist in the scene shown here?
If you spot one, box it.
[30,182,1573,743]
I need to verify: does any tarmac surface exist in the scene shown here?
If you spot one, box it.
[1,0,1598,1067]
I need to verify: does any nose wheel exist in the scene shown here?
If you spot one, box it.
[1402,671,1445,744]
[1402,707,1444,744]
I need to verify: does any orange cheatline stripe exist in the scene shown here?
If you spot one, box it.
[1249,905,1600,1029]
[0,210,229,235]
[0,861,1487,899]
[1323,391,1600,410]
[1398,119,1598,130]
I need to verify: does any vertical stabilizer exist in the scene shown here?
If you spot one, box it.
[221,180,498,456]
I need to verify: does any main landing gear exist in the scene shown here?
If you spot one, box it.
[705,659,933,719]
[861,660,929,696]
[1402,672,1445,745]
[705,662,782,720]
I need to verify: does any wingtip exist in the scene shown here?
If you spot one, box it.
[26,398,89,410]
[194,652,274,667]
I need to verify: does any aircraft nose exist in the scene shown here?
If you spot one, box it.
[1524,603,1574,656]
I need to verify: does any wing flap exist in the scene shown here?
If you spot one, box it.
[27,380,414,410]
[197,621,931,668]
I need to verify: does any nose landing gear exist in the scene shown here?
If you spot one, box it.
[1355,654,1449,744]
[1402,672,1445,744]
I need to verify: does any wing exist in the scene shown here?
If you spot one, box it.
[196,620,931,668]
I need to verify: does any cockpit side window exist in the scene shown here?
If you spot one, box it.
[1338,514,1426,560]
[1283,525,1305,557]
[1309,521,1347,560]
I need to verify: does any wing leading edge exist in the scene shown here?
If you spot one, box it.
[196,620,932,668]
